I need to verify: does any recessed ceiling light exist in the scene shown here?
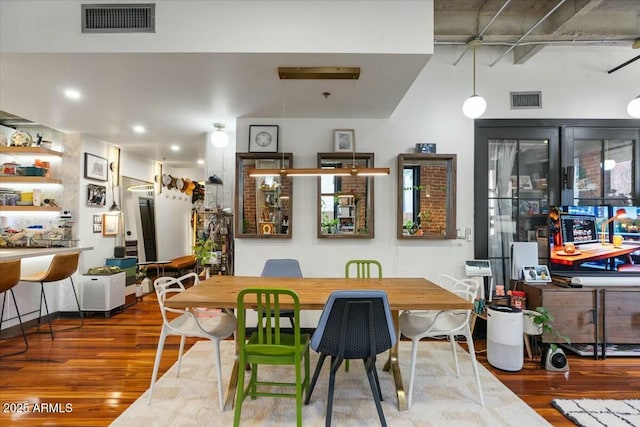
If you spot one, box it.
[133,125,146,134]
[64,89,82,100]
[170,145,180,152]
[197,159,205,165]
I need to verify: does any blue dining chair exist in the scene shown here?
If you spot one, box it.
[258,259,303,328]
[305,290,396,427]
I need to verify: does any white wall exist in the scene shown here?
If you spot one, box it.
[234,45,640,286]
[0,1,432,55]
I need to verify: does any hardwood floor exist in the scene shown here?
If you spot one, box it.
[1,293,639,426]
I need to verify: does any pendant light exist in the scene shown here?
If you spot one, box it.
[628,94,640,118]
[462,38,487,119]
[247,67,389,177]
[210,123,229,148]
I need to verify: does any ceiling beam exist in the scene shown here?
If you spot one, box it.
[513,0,606,64]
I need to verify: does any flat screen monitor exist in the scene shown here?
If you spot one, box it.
[549,205,640,276]
[559,213,598,245]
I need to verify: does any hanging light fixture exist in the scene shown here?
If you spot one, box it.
[109,185,120,212]
[247,67,390,177]
[628,94,640,118]
[462,38,486,119]
[210,123,229,148]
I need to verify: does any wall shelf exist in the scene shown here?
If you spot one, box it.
[0,205,61,212]
[0,146,62,157]
[0,176,62,184]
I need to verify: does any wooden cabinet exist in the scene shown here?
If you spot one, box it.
[523,283,597,345]
[523,283,640,358]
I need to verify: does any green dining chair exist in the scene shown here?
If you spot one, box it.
[345,259,382,279]
[234,288,310,427]
[344,259,382,371]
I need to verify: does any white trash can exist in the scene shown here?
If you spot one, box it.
[487,305,523,371]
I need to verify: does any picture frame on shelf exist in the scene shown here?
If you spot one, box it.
[249,125,279,153]
[84,153,108,181]
[522,265,552,284]
[87,184,106,207]
[519,175,533,189]
[102,213,119,236]
[334,129,355,152]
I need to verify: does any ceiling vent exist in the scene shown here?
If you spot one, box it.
[81,3,155,33]
[510,91,542,109]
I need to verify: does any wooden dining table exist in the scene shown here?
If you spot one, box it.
[164,275,472,412]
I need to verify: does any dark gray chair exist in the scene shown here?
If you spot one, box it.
[305,290,396,427]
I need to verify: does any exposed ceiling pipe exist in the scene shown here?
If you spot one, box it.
[453,0,512,66]
[490,0,567,67]
[608,54,640,74]
[437,38,638,47]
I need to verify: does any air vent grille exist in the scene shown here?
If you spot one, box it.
[81,3,155,33]
[510,91,542,109]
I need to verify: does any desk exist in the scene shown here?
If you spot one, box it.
[164,275,472,412]
[551,243,640,268]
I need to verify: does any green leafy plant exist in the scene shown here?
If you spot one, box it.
[135,266,147,281]
[193,238,217,266]
[527,306,571,352]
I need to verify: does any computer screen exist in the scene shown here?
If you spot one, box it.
[559,213,598,245]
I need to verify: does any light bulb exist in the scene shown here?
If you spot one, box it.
[462,95,487,119]
[210,129,229,148]
[627,94,640,118]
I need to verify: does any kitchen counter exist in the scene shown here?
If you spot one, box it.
[0,246,93,261]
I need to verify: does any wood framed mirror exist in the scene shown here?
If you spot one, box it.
[235,153,293,238]
[317,152,375,239]
[397,154,457,239]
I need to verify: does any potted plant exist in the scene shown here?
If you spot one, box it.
[135,266,151,295]
[525,306,571,363]
[193,238,217,278]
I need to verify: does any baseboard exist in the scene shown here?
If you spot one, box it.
[0,312,58,339]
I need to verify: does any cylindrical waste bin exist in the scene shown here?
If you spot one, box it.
[487,305,523,371]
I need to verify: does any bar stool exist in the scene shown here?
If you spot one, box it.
[20,252,83,339]
[0,259,29,357]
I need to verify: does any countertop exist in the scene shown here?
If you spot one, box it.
[0,246,94,261]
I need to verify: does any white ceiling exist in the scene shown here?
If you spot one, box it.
[0,53,428,168]
[1,0,638,168]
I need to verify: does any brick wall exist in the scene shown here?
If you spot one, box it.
[419,164,448,235]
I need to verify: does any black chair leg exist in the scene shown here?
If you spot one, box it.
[365,358,387,427]
[39,282,54,339]
[0,291,29,357]
[306,352,328,404]
[326,355,344,427]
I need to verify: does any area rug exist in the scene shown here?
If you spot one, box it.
[111,341,551,426]
[552,399,640,427]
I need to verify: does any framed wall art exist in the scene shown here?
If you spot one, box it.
[249,125,279,153]
[87,184,106,207]
[102,213,119,236]
[84,153,108,181]
[334,129,355,152]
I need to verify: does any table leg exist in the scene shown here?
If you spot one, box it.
[223,358,240,411]
[383,309,407,412]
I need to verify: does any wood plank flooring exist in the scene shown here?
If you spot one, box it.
[1,293,639,426]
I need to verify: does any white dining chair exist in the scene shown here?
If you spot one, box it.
[148,272,236,409]
[399,275,485,408]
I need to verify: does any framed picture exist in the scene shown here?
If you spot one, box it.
[519,175,533,189]
[334,129,355,152]
[102,213,119,236]
[84,153,108,181]
[522,265,552,284]
[249,125,279,152]
[87,184,106,207]
[415,143,437,154]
